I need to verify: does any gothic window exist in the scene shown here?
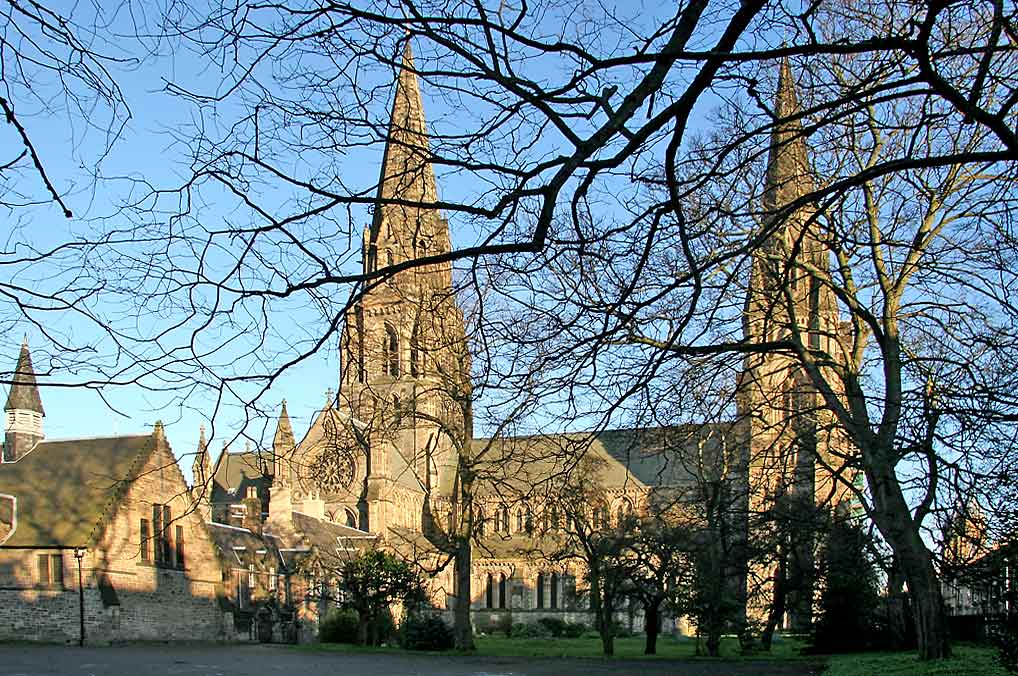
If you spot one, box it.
[383,323,400,377]
[175,525,185,569]
[525,508,534,534]
[356,311,366,383]
[140,518,151,564]
[476,508,485,537]
[536,573,545,609]
[550,572,559,609]
[499,573,507,609]
[808,278,821,349]
[345,509,358,529]
[516,509,524,533]
[485,573,494,609]
[410,321,420,377]
[616,498,633,528]
[386,249,394,268]
[393,394,402,425]
[550,505,560,531]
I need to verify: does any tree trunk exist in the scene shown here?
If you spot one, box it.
[869,464,951,659]
[644,598,661,655]
[357,609,369,646]
[453,534,475,650]
[761,545,788,652]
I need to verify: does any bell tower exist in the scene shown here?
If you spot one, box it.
[737,60,851,630]
[338,41,470,533]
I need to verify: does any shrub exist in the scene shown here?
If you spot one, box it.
[496,613,513,637]
[510,621,552,639]
[561,621,587,638]
[319,608,359,644]
[537,617,568,637]
[400,614,454,651]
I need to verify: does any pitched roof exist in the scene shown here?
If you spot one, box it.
[4,338,44,414]
[211,449,272,496]
[207,521,284,571]
[466,423,736,498]
[0,434,153,547]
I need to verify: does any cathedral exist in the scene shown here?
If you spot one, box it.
[197,45,856,634]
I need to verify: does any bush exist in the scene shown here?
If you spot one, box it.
[319,609,359,644]
[562,621,587,638]
[400,614,454,651]
[537,617,568,637]
[510,621,552,638]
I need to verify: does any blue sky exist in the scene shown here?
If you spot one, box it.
[0,1,732,483]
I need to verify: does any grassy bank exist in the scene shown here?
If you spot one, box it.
[824,645,1005,676]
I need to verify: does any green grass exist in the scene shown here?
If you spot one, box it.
[824,645,1006,676]
[296,634,810,660]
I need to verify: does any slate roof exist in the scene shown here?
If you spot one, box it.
[211,450,273,500]
[0,434,153,547]
[207,521,284,572]
[465,423,737,497]
[4,339,44,414]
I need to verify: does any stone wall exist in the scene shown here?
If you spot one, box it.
[0,437,231,644]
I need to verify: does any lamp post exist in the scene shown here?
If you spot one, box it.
[73,548,85,647]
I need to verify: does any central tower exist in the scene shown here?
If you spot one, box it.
[338,41,470,534]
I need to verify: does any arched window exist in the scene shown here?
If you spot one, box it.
[485,573,494,609]
[525,508,534,534]
[382,324,400,377]
[345,509,358,529]
[409,321,420,377]
[808,277,821,349]
[476,508,486,537]
[501,506,510,533]
[550,505,560,531]
[536,573,545,609]
[386,249,394,268]
[498,573,507,609]
[551,572,559,609]
[615,498,633,529]
[516,509,524,533]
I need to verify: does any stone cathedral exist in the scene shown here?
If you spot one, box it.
[199,47,856,633]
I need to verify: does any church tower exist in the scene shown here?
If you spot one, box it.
[3,338,44,462]
[737,60,850,630]
[338,41,470,534]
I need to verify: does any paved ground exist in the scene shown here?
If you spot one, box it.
[0,644,824,676]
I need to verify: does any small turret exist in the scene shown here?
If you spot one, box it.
[3,337,44,462]
[272,400,295,481]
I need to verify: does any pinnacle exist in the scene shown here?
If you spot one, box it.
[4,338,44,414]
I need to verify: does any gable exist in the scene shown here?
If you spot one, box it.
[0,435,152,547]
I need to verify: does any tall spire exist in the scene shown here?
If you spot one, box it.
[368,39,446,255]
[763,58,813,213]
[4,336,44,415]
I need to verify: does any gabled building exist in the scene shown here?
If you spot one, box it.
[0,340,234,644]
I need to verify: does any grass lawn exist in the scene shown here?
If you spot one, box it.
[299,633,810,660]
[823,645,1006,676]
